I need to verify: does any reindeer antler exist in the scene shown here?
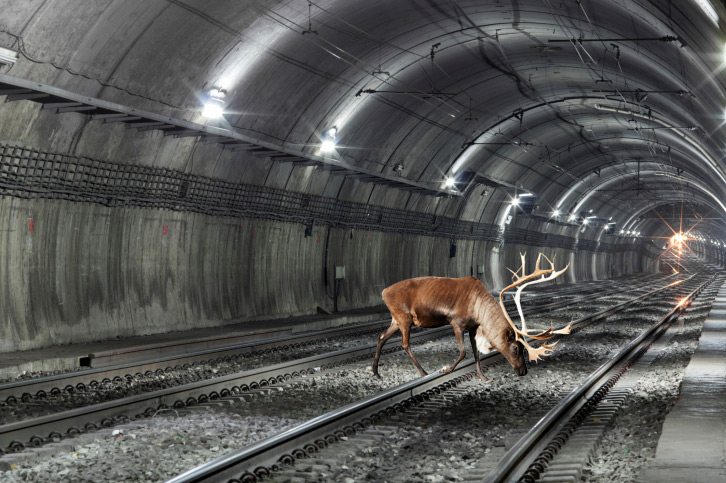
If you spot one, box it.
[498,252,571,361]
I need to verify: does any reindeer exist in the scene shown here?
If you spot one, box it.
[371,253,571,380]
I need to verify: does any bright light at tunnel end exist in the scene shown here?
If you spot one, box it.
[671,232,688,245]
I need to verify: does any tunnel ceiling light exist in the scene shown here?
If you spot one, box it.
[582,218,589,225]
[202,88,226,118]
[444,177,456,188]
[320,127,337,153]
[552,209,560,217]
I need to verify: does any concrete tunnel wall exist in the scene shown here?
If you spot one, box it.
[0,187,654,353]
[0,2,722,357]
[0,84,659,353]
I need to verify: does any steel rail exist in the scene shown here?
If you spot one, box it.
[0,320,392,402]
[482,274,712,483]
[164,276,695,483]
[0,325,455,451]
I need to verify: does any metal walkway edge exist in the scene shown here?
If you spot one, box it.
[0,73,458,197]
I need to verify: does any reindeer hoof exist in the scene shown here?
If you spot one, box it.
[372,372,382,380]
[478,375,491,384]
[440,366,453,374]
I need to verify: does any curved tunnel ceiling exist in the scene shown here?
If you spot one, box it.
[1,0,725,241]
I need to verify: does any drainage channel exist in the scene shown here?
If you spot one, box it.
[481,275,715,483]
[163,276,694,483]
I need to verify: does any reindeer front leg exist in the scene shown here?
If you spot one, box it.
[442,323,467,373]
[468,329,489,383]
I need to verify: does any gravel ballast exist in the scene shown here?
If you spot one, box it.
[0,280,700,482]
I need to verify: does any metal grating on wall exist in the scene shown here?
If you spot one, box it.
[0,144,503,240]
[0,143,647,253]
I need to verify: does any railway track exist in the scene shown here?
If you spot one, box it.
[0,275,676,457]
[162,274,705,482]
[0,274,663,405]
[483,275,718,482]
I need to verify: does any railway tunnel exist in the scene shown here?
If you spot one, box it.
[0,1,725,482]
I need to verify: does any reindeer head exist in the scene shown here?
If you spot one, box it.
[498,253,571,363]
[501,327,528,376]
[474,325,527,376]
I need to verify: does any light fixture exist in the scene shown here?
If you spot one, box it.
[444,177,456,188]
[202,88,226,118]
[518,192,534,197]
[511,197,520,206]
[552,209,560,217]
[582,218,589,225]
[320,127,337,153]
[568,214,577,222]
[0,47,18,65]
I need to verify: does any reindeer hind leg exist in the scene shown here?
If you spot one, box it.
[442,323,467,373]
[371,319,400,379]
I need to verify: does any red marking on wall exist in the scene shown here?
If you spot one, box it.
[162,225,168,236]
[316,235,320,243]
[28,219,35,233]
[252,229,257,238]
